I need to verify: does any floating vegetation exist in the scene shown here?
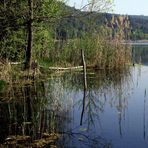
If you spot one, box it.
[33,133,60,147]
[2,133,60,147]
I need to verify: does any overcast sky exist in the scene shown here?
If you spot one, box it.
[67,0,148,15]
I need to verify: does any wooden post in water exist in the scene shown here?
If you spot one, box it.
[81,49,87,90]
[80,49,87,125]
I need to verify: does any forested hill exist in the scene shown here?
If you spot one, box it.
[56,4,148,40]
[105,13,148,39]
[128,15,148,39]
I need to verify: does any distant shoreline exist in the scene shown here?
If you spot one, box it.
[123,40,148,45]
[132,40,148,43]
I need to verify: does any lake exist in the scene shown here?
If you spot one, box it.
[0,45,148,148]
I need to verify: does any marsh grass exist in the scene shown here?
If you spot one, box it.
[44,34,131,69]
[0,62,39,85]
[0,60,12,82]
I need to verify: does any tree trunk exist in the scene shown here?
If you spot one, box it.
[24,0,33,70]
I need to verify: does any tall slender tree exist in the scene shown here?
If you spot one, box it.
[24,0,34,70]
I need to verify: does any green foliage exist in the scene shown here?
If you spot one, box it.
[33,24,55,59]
[0,28,26,61]
[0,1,27,60]
[0,0,64,61]
[130,29,147,40]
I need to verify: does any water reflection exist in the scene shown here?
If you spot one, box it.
[133,45,148,65]
[0,68,133,147]
[0,81,63,147]
[78,69,132,138]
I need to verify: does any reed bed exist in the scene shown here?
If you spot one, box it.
[44,34,131,70]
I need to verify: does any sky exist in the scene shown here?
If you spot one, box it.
[67,0,148,16]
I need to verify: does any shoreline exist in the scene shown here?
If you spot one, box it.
[123,40,148,45]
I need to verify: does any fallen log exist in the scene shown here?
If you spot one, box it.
[48,66,83,71]
[40,64,106,71]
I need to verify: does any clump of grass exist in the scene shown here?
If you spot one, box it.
[0,60,12,82]
[0,60,40,84]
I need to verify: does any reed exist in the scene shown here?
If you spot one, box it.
[0,60,12,82]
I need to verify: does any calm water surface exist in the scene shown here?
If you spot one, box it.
[0,45,148,148]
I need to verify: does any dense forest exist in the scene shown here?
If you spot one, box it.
[129,15,148,39]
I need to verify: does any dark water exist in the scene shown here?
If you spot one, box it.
[133,44,148,65]
[0,45,148,148]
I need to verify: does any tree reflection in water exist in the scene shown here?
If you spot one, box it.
[0,80,62,147]
[0,68,132,147]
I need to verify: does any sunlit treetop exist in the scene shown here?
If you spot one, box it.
[67,0,113,12]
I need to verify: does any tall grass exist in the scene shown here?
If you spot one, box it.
[41,33,131,69]
[0,60,12,82]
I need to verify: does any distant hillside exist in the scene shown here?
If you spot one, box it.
[129,15,148,33]
[129,15,148,39]
[56,4,148,40]
[104,13,148,40]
